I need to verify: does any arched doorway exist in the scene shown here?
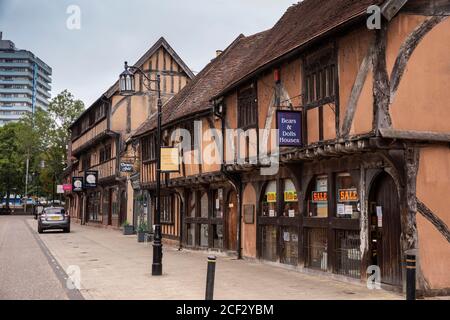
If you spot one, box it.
[225,190,238,251]
[369,172,402,287]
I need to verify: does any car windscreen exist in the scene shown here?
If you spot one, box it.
[45,209,65,215]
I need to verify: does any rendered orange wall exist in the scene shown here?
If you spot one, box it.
[242,183,257,258]
[416,146,450,289]
[389,15,450,132]
[338,27,374,136]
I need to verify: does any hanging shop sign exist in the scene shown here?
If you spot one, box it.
[72,177,84,192]
[266,192,277,203]
[284,191,298,202]
[312,191,328,203]
[276,110,302,147]
[160,147,180,173]
[84,171,98,189]
[120,162,134,173]
[63,184,72,192]
[338,189,359,202]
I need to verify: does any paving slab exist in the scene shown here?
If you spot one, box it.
[22,217,406,300]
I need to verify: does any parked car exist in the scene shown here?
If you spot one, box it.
[38,207,70,234]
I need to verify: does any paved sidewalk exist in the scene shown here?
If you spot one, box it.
[26,218,402,300]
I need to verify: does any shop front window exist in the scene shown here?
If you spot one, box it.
[200,224,208,247]
[111,189,119,218]
[187,223,195,246]
[335,230,361,279]
[213,224,223,249]
[262,181,277,217]
[282,179,299,218]
[305,228,328,271]
[88,191,101,222]
[200,192,208,218]
[307,175,328,218]
[280,226,299,266]
[102,189,110,222]
[213,189,224,218]
[261,225,277,262]
[336,173,360,219]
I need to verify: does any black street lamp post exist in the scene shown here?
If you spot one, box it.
[119,62,163,276]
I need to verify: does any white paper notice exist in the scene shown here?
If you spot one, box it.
[215,199,220,210]
[269,210,275,217]
[337,204,345,216]
[283,232,290,242]
[377,206,383,227]
[345,205,353,216]
[289,210,295,218]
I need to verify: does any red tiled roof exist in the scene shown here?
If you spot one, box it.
[134,0,384,137]
[133,30,269,137]
[218,0,384,95]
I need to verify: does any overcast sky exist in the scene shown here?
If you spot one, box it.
[0,0,296,107]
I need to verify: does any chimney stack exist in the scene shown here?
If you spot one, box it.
[216,50,223,57]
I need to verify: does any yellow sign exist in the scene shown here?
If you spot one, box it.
[284,191,298,202]
[160,147,180,172]
[266,192,277,203]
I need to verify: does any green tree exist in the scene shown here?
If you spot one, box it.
[0,123,25,208]
[16,90,84,200]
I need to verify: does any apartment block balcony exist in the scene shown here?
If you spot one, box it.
[0,88,33,95]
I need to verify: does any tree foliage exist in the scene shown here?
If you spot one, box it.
[0,90,84,202]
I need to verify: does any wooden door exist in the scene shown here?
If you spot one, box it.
[226,191,238,251]
[369,173,402,287]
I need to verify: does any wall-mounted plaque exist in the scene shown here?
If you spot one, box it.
[244,204,255,224]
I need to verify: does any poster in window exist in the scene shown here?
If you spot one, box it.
[337,204,345,216]
[266,192,277,203]
[338,188,359,203]
[284,191,298,202]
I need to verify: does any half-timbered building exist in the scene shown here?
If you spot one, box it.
[64,37,193,230]
[134,0,450,295]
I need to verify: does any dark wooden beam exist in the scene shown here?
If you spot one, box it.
[379,128,450,143]
[417,198,450,244]
[390,15,448,104]
[341,38,375,137]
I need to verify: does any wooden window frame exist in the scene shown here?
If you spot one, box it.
[161,194,175,225]
[237,84,258,130]
[303,44,339,142]
[142,133,156,163]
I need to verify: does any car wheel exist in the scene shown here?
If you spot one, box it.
[38,226,43,234]
[65,227,71,233]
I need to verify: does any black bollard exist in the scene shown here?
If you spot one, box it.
[205,256,216,300]
[406,252,416,300]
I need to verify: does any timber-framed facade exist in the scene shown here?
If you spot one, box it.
[64,37,193,231]
[132,0,450,296]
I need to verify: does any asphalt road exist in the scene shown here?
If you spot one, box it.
[0,215,83,300]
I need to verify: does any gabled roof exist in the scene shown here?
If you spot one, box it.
[70,37,194,129]
[105,37,194,98]
[133,30,269,138]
